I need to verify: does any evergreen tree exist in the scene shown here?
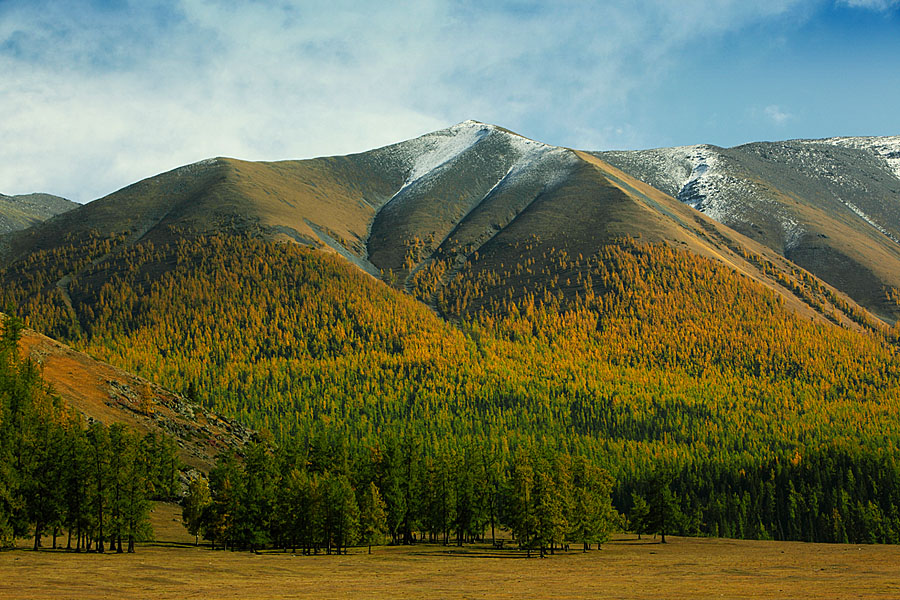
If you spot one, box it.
[121,429,151,552]
[629,493,651,540]
[86,421,110,552]
[647,473,682,544]
[507,446,537,557]
[359,481,387,554]
[325,473,359,554]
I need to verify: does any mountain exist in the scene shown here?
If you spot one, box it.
[0,192,77,235]
[3,121,900,543]
[1,121,869,327]
[597,136,900,322]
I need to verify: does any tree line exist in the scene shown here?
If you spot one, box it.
[183,429,621,557]
[0,314,180,551]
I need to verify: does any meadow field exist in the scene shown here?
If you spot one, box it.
[2,504,899,599]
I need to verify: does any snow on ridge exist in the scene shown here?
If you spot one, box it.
[403,121,494,186]
[381,120,574,204]
[173,157,220,177]
[839,197,900,245]
[666,145,807,251]
[802,136,900,181]
[499,138,576,192]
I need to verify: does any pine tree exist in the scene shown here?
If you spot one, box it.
[629,493,651,540]
[121,429,151,552]
[86,421,110,552]
[507,446,537,557]
[359,481,387,554]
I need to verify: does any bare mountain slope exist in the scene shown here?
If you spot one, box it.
[8,315,249,470]
[1,121,885,329]
[0,192,76,235]
[597,137,900,321]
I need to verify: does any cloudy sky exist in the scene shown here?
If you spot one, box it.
[2,0,899,203]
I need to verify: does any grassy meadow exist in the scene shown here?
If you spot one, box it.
[2,503,900,600]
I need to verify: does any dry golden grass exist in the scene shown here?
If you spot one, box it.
[3,503,900,600]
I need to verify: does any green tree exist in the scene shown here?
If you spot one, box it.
[182,475,212,546]
[629,493,651,540]
[121,429,151,552]
[507,446,538,557]
[647,473,682,544]
[86,421,111,552]
[359,481,388,553]
[324,473,359,554]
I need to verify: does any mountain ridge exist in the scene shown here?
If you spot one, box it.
[0,191,77,235]
[1,121,894,328]
[596,134,900,322]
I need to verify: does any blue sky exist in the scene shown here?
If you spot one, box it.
[1,0,898,203]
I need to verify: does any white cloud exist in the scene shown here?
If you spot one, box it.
[836,0,900,10]
[765,105,793,125]
[0,0,816,201]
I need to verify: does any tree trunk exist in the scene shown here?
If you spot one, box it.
[53,527,58,549]
[33,523,42,551]
[368,544,372,554]
[490,516,496,547]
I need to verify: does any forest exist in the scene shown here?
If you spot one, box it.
[0,314,180,551]
[3,227,900,545]
[185,429,619,556]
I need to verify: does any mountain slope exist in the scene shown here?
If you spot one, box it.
[5,314,248,470]
[2,122,884,330]
[4,122,900,543]
[0,192,76,235]
[597,136,900,321]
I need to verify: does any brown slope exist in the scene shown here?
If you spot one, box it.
[16,323,249,471]
[597,140,900,323]
[1,122,882,332]
[410,148,862,325]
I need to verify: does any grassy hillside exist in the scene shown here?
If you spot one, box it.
[11,318,248,471]
[0,192,76,235]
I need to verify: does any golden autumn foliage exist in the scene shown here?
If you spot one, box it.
[5,229,900,542]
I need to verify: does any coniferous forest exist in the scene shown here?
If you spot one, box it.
[3,227,900,550]
[0,314,180,551]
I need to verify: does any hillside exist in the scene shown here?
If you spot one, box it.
[597,136,900,322]
[0,192,76,235]
[1,122,876,330]
[2,314,248,471]
[3,122,900,542]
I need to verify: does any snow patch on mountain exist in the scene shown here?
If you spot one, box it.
[607,144,808,251]
[400,120,492,188]
[495,136,576,193]
[379,120,576,208]
[839,197,900,245]
[806,136,900,181]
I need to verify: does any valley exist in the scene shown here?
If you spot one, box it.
[3,505,900,600]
